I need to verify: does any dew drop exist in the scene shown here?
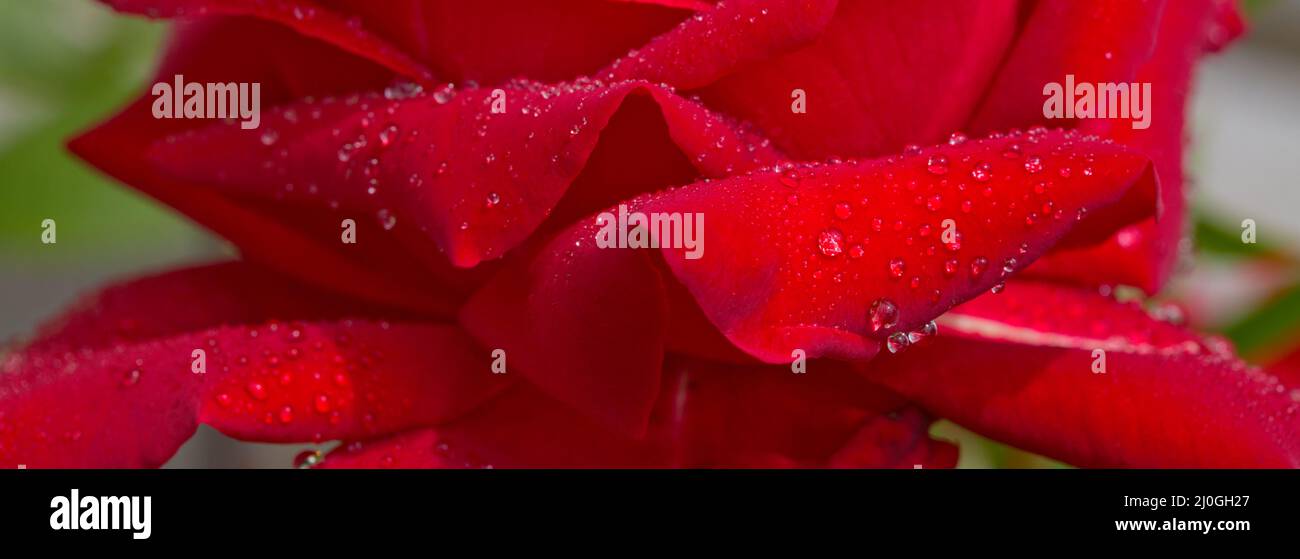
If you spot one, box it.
[886,332,911,354]
[943,231,962,252]
[1024,155,1044,174]
[377,208,397,230]
[868,298,899,332]
[948,132,967,146]
[378,124,399,147]
[1002,257,1017,275]
[279,405,295,424]
[816,228,845,257]
[970,257,989,277]
[971,162,993,182]
[246,381,268,401]
[926,154,949,175]
[888,258,906,279]
[314,394,332,414]
[833,201,853,220]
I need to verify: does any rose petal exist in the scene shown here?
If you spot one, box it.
[649,129,1155,363]
[321,356,952,468]
[599,0,837,90]
[103,0,434,82]
[460,129,1157,431]
[460,245,668,436]
[323,0,701,83]
[70,18,463,313]
[862,281,1300,468]
[24,261,412,354]
[147,79,782,268]
[691,0,1019,158]
[0,320,507,468]
[0,263,507,468]
[1025,0,1242,292]
[967,0,1166,134]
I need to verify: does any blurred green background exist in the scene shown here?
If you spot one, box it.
[1,0,1298,468]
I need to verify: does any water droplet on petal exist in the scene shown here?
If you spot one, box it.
[377,208,397,230]
[868,298,899,332]
[378,124,399,147]
[886,332,911,353]
[314,394,332,414]
[817,228,845,257]
[970,257,989,277]
[971,162,993,182]
[943,231,962,252]
[1024,155,1043,174]
[246,381,268,401]
[926,154,949,175]
[888,258,906,279]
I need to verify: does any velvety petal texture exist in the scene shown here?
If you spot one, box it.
[15,0,1263,470]
[458,129,1157,433]
[695,0,1020,158]
[146,79,783,268]
[1024,0,1244,292]
[321,357,956,468]
[104,0,435,81]
[0,264,507,468]
[863,281,1300,468]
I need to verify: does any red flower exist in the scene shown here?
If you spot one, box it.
[4,0,1291,469]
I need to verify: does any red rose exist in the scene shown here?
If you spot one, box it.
[4,0,1290,469]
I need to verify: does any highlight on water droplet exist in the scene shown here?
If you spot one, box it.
[886,258,905,280]
[868,298,900,332]
[886,332,911,354]
[1024,155,1044,174]
[816,228,845,257]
